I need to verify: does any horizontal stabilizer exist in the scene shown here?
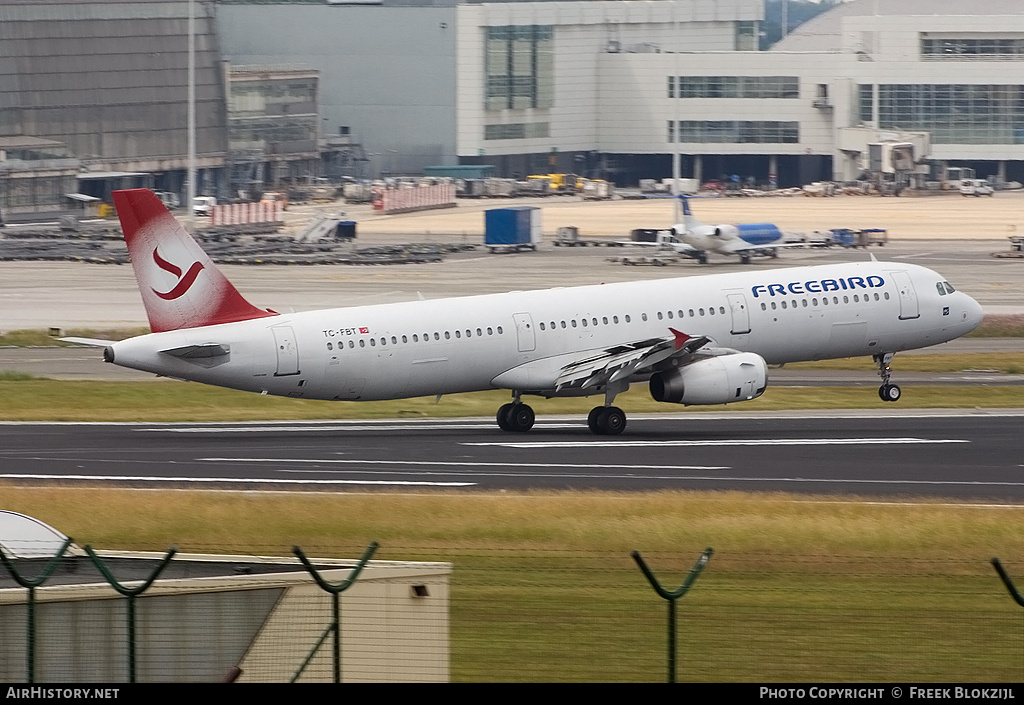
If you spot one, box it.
[159,343,231,359]
[60,337,115,347]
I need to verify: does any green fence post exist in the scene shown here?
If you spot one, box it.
[632,547,713,683]
[991,558,1024,607]
[292,542,379,683]
[84,546,176,683]
[0,538,73,683]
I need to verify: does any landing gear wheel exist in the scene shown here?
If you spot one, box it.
[599,406,627,435]
[506,403,535,432]
[588,406,626,435]
[496,403,514,431]
[879,384,901,403]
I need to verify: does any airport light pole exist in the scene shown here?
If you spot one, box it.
[187,0,196,232]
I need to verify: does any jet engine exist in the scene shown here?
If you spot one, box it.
[649,353,768,405]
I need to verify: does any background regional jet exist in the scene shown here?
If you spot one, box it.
[667,195,806,264]
[68,189,983,435]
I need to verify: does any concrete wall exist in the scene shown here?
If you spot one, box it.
[0,1,227,172]
[218,4,458,178]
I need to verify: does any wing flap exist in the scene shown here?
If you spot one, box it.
[555,329,710,390]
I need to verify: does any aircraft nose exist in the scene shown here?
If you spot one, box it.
[963,294,984,332]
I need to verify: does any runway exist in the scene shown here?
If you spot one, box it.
[2,411,1021,499]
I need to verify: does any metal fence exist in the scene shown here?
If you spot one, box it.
[0,543,1022,682]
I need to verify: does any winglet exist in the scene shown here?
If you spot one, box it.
[113,189,276,332]
[669,327,691,350]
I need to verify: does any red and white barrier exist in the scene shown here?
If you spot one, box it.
[210,202,282,226]
[372,183,456,214]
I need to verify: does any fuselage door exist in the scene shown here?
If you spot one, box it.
[272,325,300,376]
[512,312,536,352]
[889,270,920,320]
[726,293,751,334]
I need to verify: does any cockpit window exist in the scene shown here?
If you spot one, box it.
[943,282,956,294]
[936,282,947,296]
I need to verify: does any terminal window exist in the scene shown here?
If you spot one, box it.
[485,25,554,111]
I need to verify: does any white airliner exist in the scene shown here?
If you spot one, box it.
[668,195,806,264]
[69,189,983,435]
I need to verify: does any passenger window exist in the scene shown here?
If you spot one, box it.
[327,342,333,350]
[642,313,648,321]
[539,322,545,331]
[497,326,503,334]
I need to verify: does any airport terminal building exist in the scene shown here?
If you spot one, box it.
[220,0,1024,186]
[3,0,1024,215]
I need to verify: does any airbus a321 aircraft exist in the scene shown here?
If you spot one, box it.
[70,189,983,436]
[670,195,806,264]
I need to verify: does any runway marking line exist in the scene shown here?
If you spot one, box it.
[462,437,969,448]
[0,474,474,487]
[199,458,729,471]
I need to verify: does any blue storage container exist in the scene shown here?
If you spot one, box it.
[485,206,539,248]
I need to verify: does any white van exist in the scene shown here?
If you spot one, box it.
[192,195,217,216]
[959,179,994,197]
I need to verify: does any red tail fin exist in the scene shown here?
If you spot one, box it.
[113,189,276,332]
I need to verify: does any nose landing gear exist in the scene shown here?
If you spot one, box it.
[874,352,902,402]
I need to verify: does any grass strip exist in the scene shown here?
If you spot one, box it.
[0,380,1022,422]
[0,487,1021,681]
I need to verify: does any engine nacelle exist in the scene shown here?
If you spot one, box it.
[649,353,768,405]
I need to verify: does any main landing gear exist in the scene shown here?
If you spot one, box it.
[497,400,535,432]
[587,405,626,435]
[495,390,628,435]
[874,352,902,403]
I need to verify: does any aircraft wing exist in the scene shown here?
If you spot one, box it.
[554,328,710,390]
